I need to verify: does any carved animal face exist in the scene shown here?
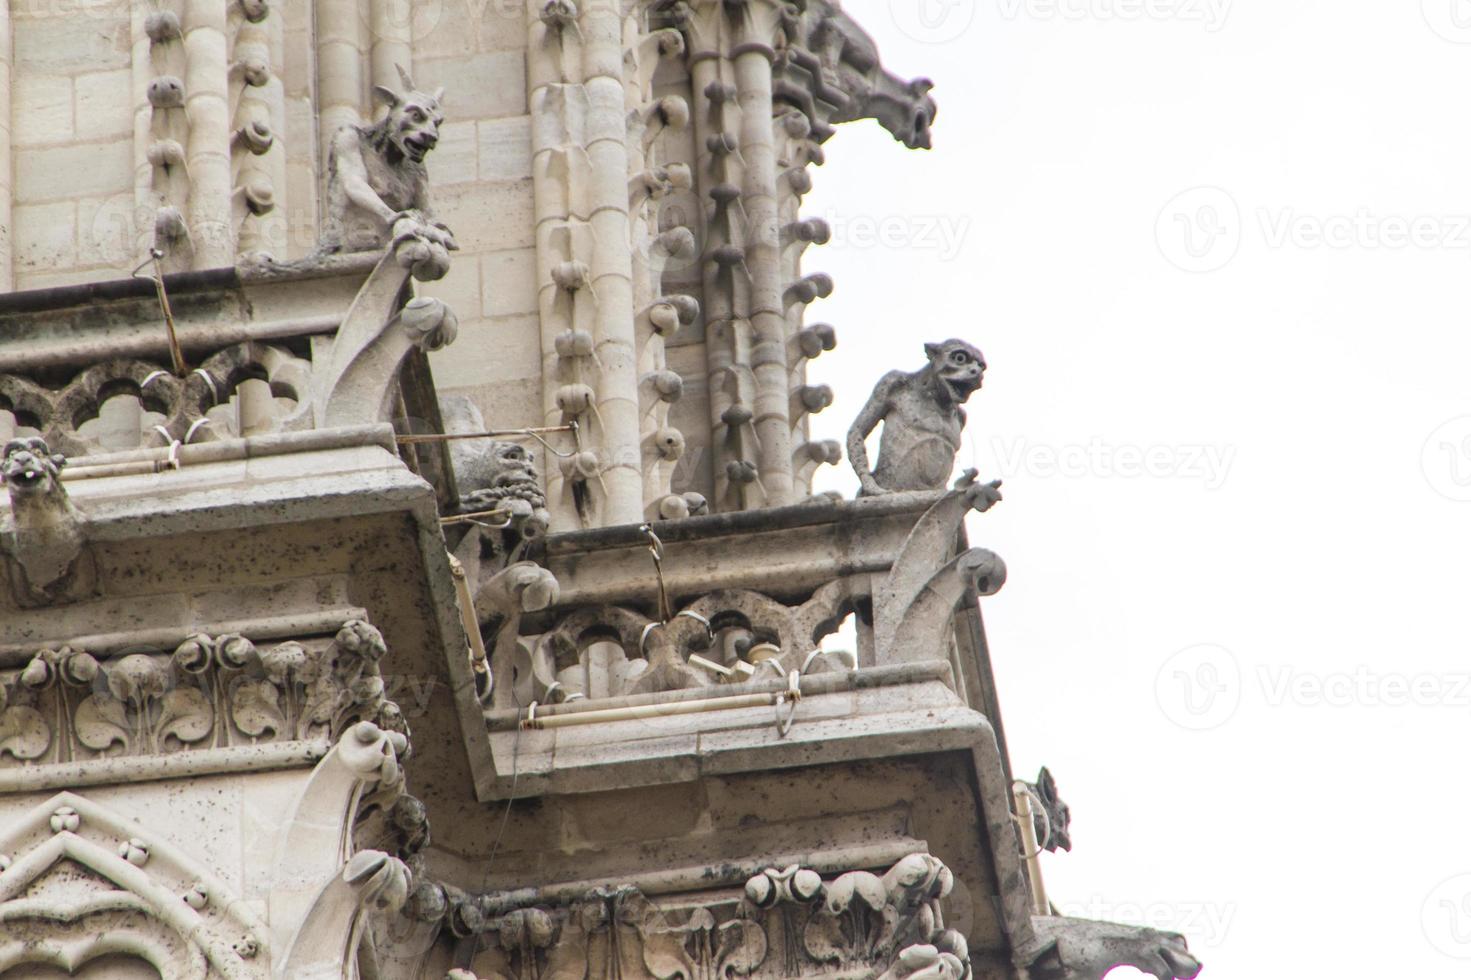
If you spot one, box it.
[486,442,539,490]
[2,438,64,498]
[373,67,445,165]
[923,339,986,406]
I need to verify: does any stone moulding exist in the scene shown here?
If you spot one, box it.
[419,852,971,980]
[0,620,406,786]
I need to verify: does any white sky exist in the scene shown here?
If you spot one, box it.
[805,1,1471,975]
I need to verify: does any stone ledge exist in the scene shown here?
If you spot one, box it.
[477,664,981,799]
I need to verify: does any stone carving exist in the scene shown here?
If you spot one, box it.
[1024,916,1202,980]
[321,63,456,256]
[0,791,267,978]
[771,1,939,149]
[847,340,996,495]
[455,441,552,540]
[0,342,313,457]
[0,620,404,768]
[1,437,91,607]
[517,581,859,705]
[432,854,969,980]
[1020,768,1072,854]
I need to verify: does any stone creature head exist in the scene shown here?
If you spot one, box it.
[372,65,445,165]
[923,339,985,406]
[2,438,66,499]
[1027,767,1072,853]
[484,442,539,493]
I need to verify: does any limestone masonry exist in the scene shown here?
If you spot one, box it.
[0,2,1200,979]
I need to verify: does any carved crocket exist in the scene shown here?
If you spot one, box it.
[321,64,457,256]
[848,339,996,496]
[1,438,91,606]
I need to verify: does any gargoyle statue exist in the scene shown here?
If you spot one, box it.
[848,339,1000,499]
[1,438,91,606]
[1025,917,1202,980]
[1021,766,1073,853]
[321,63,457,258]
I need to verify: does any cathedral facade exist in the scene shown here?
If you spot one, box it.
[0,2,1200,978]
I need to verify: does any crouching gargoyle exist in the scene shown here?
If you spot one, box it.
[1,438,93,607]
[320,63,458,269]
[848,339,1002,505]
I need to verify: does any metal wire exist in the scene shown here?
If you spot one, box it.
[395,424,579,459]
[639,523,673,623]
[131,249,187,376]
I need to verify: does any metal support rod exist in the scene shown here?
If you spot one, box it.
[131,250,188,375]
[1013,784,1051,915]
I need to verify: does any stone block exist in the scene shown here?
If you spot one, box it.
[14,200,77,272]
[76,192,138,269]
[415,51,526,121]
[435,376,543,432]
[435,179,535,251]
[480,247,536,317]
[16,141,131,203]
[74,68,131,139]
[13,73,74,145]
[431,119,478,187]
[478,115,531,182]
[14,15,129,76]
[429,312,540,389]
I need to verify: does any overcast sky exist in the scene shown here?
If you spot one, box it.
[805,1,1471,975]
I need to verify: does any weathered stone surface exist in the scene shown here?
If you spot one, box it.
[0,4,1199,978]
